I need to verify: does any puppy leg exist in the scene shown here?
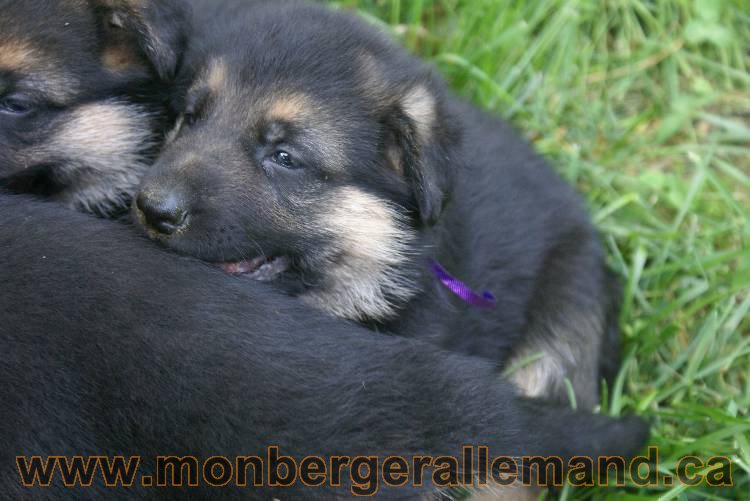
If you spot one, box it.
[510,238,618,410]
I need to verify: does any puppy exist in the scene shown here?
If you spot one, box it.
[1,192,650,497]
[0,0,188,215]
[135,1,621,409]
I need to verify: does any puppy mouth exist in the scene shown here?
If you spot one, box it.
[217,255,291,282]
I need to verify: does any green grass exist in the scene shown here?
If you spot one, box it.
[335,0,750,498]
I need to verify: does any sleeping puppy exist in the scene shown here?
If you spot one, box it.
[1,192,650,497]
[134,0,621,409]
[0,0,187,215]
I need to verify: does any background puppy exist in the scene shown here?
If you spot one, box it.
[135,1,622,409]
[0,0,187,215]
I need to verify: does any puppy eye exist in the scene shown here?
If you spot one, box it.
[0,95,34,116]
[271,150,298,169]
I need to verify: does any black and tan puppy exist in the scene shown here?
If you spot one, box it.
[0,0,187,215]
[135,0,620,409]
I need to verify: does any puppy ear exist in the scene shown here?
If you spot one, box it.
[383,80,457,226]
[95,0,190,81]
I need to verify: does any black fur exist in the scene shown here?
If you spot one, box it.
[0,193,648,497]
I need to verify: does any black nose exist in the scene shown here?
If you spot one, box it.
[136,191,188,235]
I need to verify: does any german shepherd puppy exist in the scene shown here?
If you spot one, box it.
[1,192,649,497]
[0,0,187,215]
[135,0,620,409]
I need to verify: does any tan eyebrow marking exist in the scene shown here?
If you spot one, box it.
[101,44,144,73]
[0,38,80,102]
[266,92,313,122]
[0,39,40,71]
[265,92,348,170]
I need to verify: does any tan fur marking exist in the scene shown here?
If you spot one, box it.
[101,45,142,73]
[510,350,568,400]
[55,104,147,158]
[0,39,79,101]
[37,100,154,214]
[509,312,603,410]
[357,51,388,102]
[187,58,232,102]
[267,93,313,122]
[206,58,229,92]
[385,143,404,175]
[358,52,378,79]
[264,93,347,170]
[402,85,436,141]
[0,39,40,71]
[302,187,418,321]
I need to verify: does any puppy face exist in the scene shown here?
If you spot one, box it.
[0,0,188,215]
[135,4,457,321]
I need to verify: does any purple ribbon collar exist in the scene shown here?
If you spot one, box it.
[429,259,496,309]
